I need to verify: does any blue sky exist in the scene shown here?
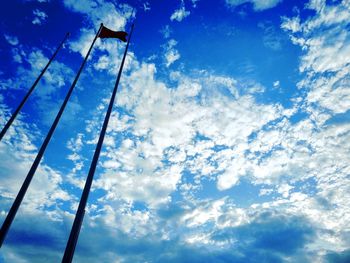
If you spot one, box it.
[0,0,350,262]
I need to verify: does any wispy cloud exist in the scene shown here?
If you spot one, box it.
[4,34,19,46]
[226,0,283,11]
[170,1,190,22]
[164,39,180,67]
[32,9,48,25]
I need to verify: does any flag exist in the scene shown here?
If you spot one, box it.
[98,25,127,42]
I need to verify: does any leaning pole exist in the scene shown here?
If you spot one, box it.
[62,23,134,263]
[0,32,70,141]
[0,25,103,248]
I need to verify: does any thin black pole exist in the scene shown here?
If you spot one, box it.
[62,23,134,263]
[0,24,103,248]
[0,32,70,141]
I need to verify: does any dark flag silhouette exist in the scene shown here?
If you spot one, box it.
[0,25,103,248]
[0,32,70,141]
[98,25,128,42]
[62,23,134,263]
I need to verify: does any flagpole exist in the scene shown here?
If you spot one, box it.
[0,24,103,248]
[62,23,135,263]
[0,32,70,142]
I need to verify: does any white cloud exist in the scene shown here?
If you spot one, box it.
[10,48,25,63]
[281,16,301,33]
[239,2,350,252]
[252,0,282,10]
[143,2,151,12]
[160,25,172,39]
[181,198,246,228]
[16,49,77,125]
[63,0,131,29]
[69,28,96,58]
[191,0,200,8]
[282,1,350,74]
[282,0,350,121]
[226,0,283,11]
[71,60,286,209]
[0,105,71,213]
[66,1,136,80]
[27,50,49,73]
[1,43,75,126]
[273,80,280,88]
[32,9,48,25]
[164,39,180,67]
[170,2,190,22]
[217,162,244,190]
[4,34,19,46]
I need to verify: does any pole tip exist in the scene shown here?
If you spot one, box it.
[66,32,71,37]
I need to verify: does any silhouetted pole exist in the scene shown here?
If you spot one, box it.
[0,32,70,141]
[0,24,103,248]
[62,23,134,263]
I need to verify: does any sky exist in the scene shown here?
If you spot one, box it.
[0,0,350,262]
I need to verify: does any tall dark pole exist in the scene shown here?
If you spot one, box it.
[0,24,103,248]
[62,23,135,263]
[0,32,70,141]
